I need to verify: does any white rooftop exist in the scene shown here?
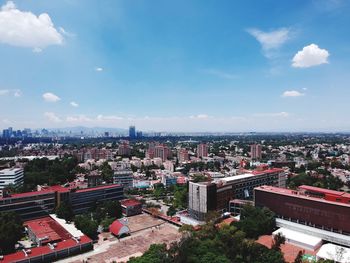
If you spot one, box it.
[50,214,84,237]
[220,173,255,182]
[317,243,350,263]
[273,227,322,247]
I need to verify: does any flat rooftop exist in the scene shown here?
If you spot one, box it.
[299,185,350,198]
[221,173,255,182]
[255,185,350,207]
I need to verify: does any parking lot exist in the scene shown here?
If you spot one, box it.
[58,213,181,263]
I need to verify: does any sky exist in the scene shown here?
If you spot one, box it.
[0,0,350,132]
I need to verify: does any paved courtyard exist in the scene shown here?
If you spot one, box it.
[58,213,181,263]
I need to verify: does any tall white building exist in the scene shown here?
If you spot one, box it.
[0,168,24,189]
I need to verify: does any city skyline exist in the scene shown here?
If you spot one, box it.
[1,0,350,132]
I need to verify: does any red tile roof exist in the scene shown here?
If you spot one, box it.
[298,185,345,196]
[121,199,141,207]
[2,235,92,263]
[75,184,121,193]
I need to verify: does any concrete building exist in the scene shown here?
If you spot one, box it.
[250,144,262,160]
[113,169,133,189]
[154,144,170,161]
[197,143,208,158]
[177,148,189,163]
[0,184,124,220]
[188,168,286,221]
[121,199,142,216]
[0,168,24,190]
[118,141,131,156]
[254,185,350,245]
[2,215,93,263]
[129,126,136,139]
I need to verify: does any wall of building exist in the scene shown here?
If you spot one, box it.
[255,189,350,235]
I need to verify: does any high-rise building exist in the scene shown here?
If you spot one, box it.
[154,144,170,161]
[197,143,208,158]
[118,141,131,156]
[250,144,262,160]
[146,142,156,159]
[178,149,189,163]
[136,131,143,138]
[129,126,136,139]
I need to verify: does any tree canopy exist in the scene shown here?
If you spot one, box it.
[0,211,24,254]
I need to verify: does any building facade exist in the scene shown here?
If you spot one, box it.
[250,144,262,160]
[0,184,124,220]
[197,143,208,158]
[188,168,286,221]
[0,168,24,190]
[113,170,133,189]
[254,185,350,236]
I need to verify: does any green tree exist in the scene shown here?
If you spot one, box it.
[294,250,303,263]
[74,214,99,240]
[167,206,176,217]
[129,244,170,263]
[0,211,24,254]
[271,233,286,251]
[234,205,276,239]
[55,201,74,222]
[100,161,113,183]
[173,185,188,209]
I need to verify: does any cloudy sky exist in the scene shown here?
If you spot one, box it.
[0,0,350,132]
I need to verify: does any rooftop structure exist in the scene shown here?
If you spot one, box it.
[2,215,93,263]
[316,243,350,263]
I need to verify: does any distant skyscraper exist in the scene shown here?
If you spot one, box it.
[250,144,262,160]
[129,126,136,139]
[197,143,208,158]
[136,131,143,138]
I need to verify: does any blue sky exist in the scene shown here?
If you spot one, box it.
[0,0,350,132]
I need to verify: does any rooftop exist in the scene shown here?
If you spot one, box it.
[255,185,350,207]
[299,185,350,197]
[121,199,142,207]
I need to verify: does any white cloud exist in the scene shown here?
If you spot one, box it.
[292,44,329,68]
[253,112,290,118]
[70,101,79,107]
[0,1,63,50]
[66,115,92,123]
[200,69,237,79]
[97,115,123,121]
[190,114,209,119]
[59,27,75,37]
[43,92,60,102]
[95,67,103,72]
[282,90,305,97]
[44,112,61,122]
[247,27,290,56]
[0,89,21,97]
[0,89,9,95]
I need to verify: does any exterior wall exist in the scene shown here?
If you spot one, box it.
[69,185,124,214]
[0,192,56,220]
[122,204,142,216]
[188,182,208,220]
[255,189,350,235]
[113,170,133,189]
[216,186,234,212]
[0,168,24,189]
